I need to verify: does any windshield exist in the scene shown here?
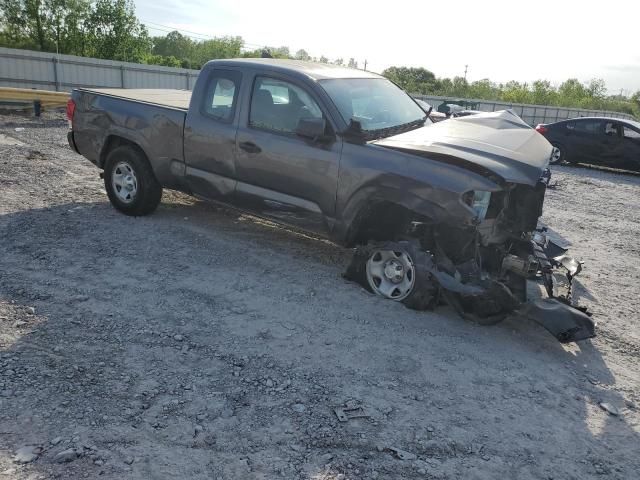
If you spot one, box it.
[319,78,426,132]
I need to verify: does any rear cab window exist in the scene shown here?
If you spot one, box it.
[202,70,242,122]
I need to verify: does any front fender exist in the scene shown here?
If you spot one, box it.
[334,177,469,246]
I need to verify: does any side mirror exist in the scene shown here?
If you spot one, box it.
[295,117,327,140]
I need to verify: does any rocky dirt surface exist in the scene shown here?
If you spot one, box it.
[0,112,639,479]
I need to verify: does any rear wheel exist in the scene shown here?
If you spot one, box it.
[345,240,438,310]
[103,145,162,216]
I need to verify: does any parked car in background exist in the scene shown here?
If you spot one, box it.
[414,99,448,122]
[536,117,640,171]
[452,109,484,118]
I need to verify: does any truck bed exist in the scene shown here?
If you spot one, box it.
[77,88,191,110]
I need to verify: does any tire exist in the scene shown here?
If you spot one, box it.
[550,143,564,165]
[344,240,438,311]
[103,145,162,216]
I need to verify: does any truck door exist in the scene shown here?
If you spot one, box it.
[234,74,341,235]
[184,69,242,198]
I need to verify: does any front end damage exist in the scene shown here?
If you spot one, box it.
[407,176,595,343]
[348,110,596,342]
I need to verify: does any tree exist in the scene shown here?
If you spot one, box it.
[347,58,357,69]
[144,54,181,68]
[448,76,468,97]
[271,46,290,58]
[294,48,310,61]
[381,66,436,94]
[434,77,453,95]
[318,55,328,64]
[530,80,556,105]
[501,80,530,103]
[586,78,606,99]
[0,0,92,54]
[152,30,193,66]
[468,79,498,100]
[333,58,344,66]
[557,78,586,106]
[84,0,150,62]
[191,36,242,67]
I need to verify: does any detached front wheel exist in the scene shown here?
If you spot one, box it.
[103,145,162,216]
[345,240,438,310]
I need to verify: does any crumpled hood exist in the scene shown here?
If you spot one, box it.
[373,110,553,186]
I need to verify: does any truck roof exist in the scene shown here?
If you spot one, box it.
[206,58,382,81]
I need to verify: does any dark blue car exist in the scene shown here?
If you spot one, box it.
[536,117,640,171]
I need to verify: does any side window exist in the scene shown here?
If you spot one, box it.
[249,76,323,134]
[202,71,241,122]
[604,121,621,137]
[573,120,602,134]
[623,125,640,140]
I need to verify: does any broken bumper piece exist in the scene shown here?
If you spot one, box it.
[520,298,595,343]
[425,234,596,343]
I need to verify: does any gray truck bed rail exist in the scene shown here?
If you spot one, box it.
[77,88,191,110]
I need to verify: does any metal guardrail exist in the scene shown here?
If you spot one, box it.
[0,87,69,107]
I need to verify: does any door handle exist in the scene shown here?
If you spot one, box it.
[239,141,261,154]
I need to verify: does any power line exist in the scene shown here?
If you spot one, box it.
[144,21,213,40]
[141,19,366,63]
[142,20,268,49]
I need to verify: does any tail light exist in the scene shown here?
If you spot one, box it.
[535,124,548,134]
[66,98,76,128]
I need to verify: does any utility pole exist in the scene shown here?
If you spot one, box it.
[364,59,368,71]
[464,64,468,81]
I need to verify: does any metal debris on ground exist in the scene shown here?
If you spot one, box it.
[334,404,371,422]
[599,402,620,416]
[385,446,417,461]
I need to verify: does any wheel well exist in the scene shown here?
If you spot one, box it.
[99,136,146,168]
[348,201,431,246]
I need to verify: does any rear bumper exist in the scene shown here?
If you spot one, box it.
[67,131,80,154]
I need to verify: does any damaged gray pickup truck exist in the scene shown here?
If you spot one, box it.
[66,58,595,343]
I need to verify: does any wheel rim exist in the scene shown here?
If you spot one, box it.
[550,146,562,164]
[111,161,138,204]
[365,249,416,301]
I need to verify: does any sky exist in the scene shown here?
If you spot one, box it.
[135,0,640,95]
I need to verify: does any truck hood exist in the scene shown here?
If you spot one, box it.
[373,110,552,186]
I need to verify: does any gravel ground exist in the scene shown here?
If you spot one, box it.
[0,112,639,480]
